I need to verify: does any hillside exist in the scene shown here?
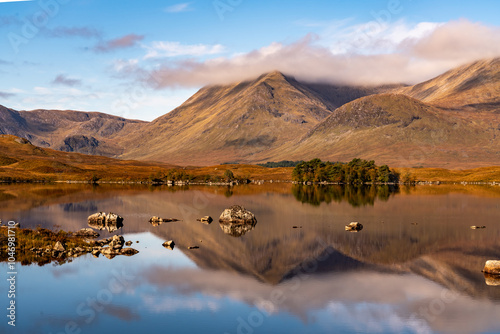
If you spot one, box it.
[0,105,147,156]
[1,58,499,168]
[119,60,500,167]
[281,93,500,168]
[396,58,500,111]
[0,134,176,182]
[119,71,392,165]
[0,134,293,182]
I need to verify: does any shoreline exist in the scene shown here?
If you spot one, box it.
[0,179,499,186]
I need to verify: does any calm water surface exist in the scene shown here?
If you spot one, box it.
[1,183,500,334]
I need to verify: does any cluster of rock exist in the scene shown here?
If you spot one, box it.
[30,229,138,260]
[345,222,363,232]
[87,235,139,259]
[149,216,180,226]
[88,212,123,232]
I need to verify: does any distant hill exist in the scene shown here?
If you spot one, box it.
[119,71,391,165]
[279,93,500,168]
[0,134,174,182]
[1,58,499,168]
[0,106,147,157]
[396,58,500,112]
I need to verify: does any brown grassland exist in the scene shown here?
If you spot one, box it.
[1,134,500,183]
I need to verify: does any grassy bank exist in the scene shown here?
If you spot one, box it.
[1,135,499,183]
[395,166,500,183]
[0,226,91,266]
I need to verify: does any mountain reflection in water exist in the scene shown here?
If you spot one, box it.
[1,183,500,333]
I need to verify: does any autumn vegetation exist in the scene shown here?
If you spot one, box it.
[0,227,90,266]
[1,135,500,184]
[292,158,399,184]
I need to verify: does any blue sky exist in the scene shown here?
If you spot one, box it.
[1,0,500,121]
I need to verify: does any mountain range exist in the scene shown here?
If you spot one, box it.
[1,58,499,168]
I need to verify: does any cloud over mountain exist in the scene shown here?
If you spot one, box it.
[135,19,500,88]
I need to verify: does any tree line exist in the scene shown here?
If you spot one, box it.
[292,158,399,184]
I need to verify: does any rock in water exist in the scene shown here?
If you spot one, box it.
[219,205,257,224]
[88,212,124,232]
[149,216,180,226]
[88,212,106,225]
[483,260,500,275]
[106,213,123,225]
[53,241,66,252]
[162,240,175,250]
[108,235,125,250]
[197,216,213,224]
[470,225,486,229]
[120,248,139,256]
[345,222,363,232]
[74,228,100,238]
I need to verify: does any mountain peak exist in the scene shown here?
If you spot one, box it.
[258,70,288,82]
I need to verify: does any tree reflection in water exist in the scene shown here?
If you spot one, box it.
[292,184,399,207]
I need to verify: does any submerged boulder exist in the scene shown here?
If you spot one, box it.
[219,205,257,224]
[219,220,257,237]
[120,248,139,256]
[149,216,179,226]
[99,247,138,259]
[484,273,500,286]
[483,260,500,275]
[345,222,363,232]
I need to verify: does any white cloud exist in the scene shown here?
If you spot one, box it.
[33,86,52,95]
[136,19,500,88]
[313,19,442,55]
[113,58,139,72]
[164,2,193,13]
[143,267,500,334]
[6,87,25,94]
[143,41,225,59]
